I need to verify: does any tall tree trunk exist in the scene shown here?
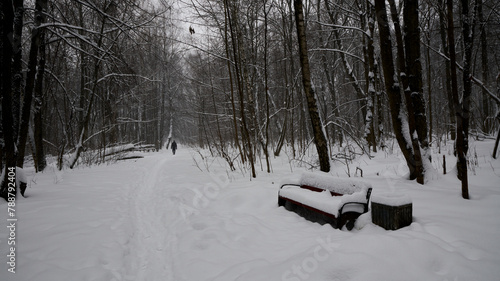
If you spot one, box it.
[446,0,461,172]
[223,0,243,163]
[404,0,430,182]
[33,30,47,171]
[0,0,18,199]
[458,0,474,199]
[293,0,330,172]
[364,0,377,153]
[274,0,292,157]
[375,0,417,179]
[425,28,433,147]
[323,0,343,148]
[387,0,424,184]
[288,0,297,158]
[494,76,500,159]
[226,0,256,178]
[318,0,339,150]
[404,0,429,150]
[17,0,47,168]
[477,0,490,134]
[439,0,456,140]
[11,0,24,144]
[376,64,384,145]
[78,2,87,135]
[263,0,271,173]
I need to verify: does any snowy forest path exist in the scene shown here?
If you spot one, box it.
[125,150,190,281]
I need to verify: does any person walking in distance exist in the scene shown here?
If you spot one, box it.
[171,140,177,155]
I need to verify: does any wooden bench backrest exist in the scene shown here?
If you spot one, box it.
[300,185,344,196]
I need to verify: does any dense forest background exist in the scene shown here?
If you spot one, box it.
[1,0,499,199]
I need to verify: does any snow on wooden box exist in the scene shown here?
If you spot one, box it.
[371,193,412,230]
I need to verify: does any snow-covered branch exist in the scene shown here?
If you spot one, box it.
[312,20,371,38]
[310,47,364,63]
[95,73,160,85]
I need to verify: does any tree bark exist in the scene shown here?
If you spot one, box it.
[293,0,330,172]
[404,0,428,150]
[404,0,430,181]
[224,0,256,177]
[375,0,417,179]
[222,0,244,163]
[438,0,456,140]
[425,24,433,147]
[263,0,271,173]
[477,0,490,134]
[494,76,500,159]
[11,0,24,143]
[0,0,18,199]
[446,0,461,175]
[319,0,341,150]
[364,0,377,152]
[458,0,474,199]
[274,0,293,157]
[33,30,47,172]
[388,0,424,183]
[17,0,47,168]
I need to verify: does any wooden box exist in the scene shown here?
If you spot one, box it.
[371,193,412,230]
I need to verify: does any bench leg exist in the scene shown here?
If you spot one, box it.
[278,196,286,207]
[345,220,355,231]
[338,212,361,231]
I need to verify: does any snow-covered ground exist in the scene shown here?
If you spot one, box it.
[1,140,499,280]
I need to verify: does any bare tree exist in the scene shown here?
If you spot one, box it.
[375,0,419,182]
[33,25,47,172]
[456,0,475,199]
[17,0,48,168]
[0,0,18,199]
[293,0,330,172]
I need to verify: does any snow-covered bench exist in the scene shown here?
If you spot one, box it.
[278,172,372,230]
